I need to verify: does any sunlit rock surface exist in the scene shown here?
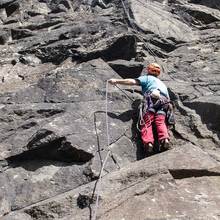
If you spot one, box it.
[0,0,220,219]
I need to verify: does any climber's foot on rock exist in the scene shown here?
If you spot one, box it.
[160,138,169,150]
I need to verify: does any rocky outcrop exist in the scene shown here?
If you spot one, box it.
[4,144,220,220]
[0,0,220,219]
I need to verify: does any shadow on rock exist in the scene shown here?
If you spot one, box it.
[6,129,93,171]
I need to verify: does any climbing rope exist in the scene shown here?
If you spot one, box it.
[92,150,111,220]
[92,80,137,220]
[115,84,135,102]
[91,80,113,220]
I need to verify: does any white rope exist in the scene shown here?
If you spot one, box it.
[91,80,111,220]
[115,84,134,102]
[105,81,110,147]
[91,151,110,220]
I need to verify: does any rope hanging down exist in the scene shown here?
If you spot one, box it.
[91,81,113,220]
[91,81,136,220]
[115,84,134,102]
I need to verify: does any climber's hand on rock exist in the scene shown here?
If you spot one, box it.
[108,79,117,85]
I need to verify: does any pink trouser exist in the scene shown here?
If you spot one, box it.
[141,112,169,145]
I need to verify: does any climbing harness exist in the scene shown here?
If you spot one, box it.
[137,91,172,131]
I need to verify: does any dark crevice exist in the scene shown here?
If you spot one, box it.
[24,21,64,31]
[108,62,143,79]
[11,29,35,40]
[0,0,16,8]
[19,121,38,129]
[5,1,19,17]
[189,0,220,10]
[169,169,220,179]
[11,108,64,119]
[77,194,96,209]
[186,9,219,25]
[86,34,136,62]
[36,109,64,117]
[6,129,93,170]
[30,34,137,64]
[149,38,177,53]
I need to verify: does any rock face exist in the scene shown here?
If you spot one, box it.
[0,0,220,219]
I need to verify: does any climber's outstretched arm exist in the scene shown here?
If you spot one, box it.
[108,78,139,86]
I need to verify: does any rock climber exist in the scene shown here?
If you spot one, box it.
[109,63,171,153]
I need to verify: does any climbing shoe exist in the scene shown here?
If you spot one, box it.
[160,138,169,150]
[146,142,154,153]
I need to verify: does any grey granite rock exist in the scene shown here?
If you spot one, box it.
[0,0,220,218]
